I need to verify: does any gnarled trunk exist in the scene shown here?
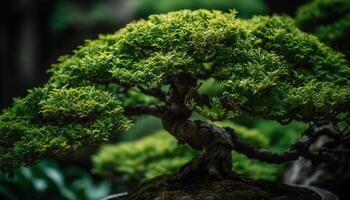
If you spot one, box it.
[162,117,234,179]
[160,72,235,179]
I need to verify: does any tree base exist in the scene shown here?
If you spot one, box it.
[122,174,321,200]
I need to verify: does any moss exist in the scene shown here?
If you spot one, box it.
[125,174,320,200]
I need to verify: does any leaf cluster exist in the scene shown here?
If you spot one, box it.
[0,86,130,171]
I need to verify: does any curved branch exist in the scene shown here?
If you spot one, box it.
[124,104,166,118]
[226,123,347,164]
[227,128,299,163]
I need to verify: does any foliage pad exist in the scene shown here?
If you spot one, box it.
[0,86,130,171]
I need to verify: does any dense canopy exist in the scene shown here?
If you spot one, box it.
[50,10,350,121]
[1,10,349,171]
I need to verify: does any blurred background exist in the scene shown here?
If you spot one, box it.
[0,1,325,200]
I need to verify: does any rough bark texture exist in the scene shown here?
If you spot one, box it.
[161,73,235,179]
[162,118,234,179]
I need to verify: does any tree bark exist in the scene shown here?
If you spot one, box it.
[160,72,235,179]
[162,117,234,179]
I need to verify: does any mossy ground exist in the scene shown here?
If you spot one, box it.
[121,174,321,200]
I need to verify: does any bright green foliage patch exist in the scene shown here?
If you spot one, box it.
[93,131,194,180]
[0,86,130,171]
[295,0,350,59]
[40,86,125,122]
[93,123,284,181]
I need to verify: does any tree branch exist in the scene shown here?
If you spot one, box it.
[124,104,166,118]
[225,122,347,164]
[227,128,299,163]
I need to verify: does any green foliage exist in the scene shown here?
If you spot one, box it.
[48,10,350,123]
[93,131,194,181]
[222,15,350,123]
[132,0,268,19]
[40,86,124,121]
[0,160,114,200]
[187,97,239,121]
[117,116,162,142]
[213,121,270,147]
[295,0,350,59]
[243,119,307,152]
[0,86,130,172]
[93,122,287,182]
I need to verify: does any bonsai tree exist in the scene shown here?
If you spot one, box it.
[0,10,349,198]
